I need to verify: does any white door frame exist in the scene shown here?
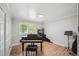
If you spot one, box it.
[0,6,6,56]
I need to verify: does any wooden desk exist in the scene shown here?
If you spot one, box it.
[20,39,43,55]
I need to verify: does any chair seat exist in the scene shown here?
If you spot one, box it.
[28,45,37,47]
[26,45,38,56]
[26,45,38,51]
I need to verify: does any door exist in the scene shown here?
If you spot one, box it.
[0,7,5,56]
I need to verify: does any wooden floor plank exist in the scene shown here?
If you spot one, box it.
[10,41,75,56]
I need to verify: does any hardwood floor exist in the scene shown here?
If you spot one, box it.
[10,41,75,56]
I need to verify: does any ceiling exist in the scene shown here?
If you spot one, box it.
[8,3,77,22]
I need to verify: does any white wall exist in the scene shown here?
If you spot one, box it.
[44,15,77,48]
[12,19,43,45]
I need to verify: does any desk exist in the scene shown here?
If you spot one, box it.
[20,39,43,55]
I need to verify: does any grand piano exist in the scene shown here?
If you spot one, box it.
[20,34,50,54]
[20,34,43,54]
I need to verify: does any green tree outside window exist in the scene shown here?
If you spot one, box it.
[19,23,36,35]
[19,23,27,34]
[28,24,36,34]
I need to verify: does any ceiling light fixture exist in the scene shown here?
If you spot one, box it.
[39,14,44,18]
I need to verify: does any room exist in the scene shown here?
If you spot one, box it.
[0,3,78,56]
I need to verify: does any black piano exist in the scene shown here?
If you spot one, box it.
[20,34,51,55]
[20,34,43,54]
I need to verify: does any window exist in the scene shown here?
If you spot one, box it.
[28,24,36,34]
[19,23,28,35]
[19,23,37,36]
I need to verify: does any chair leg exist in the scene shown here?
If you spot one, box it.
[26,51,38,56]
[28,51,29,56]
[36,50,37,56]
[26,50,27,56]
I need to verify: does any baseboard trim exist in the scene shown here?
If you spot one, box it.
[11,43,21,47]
[8,47,12,56]
[53,41,66,47]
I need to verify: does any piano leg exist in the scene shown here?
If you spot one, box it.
[41,42,42,52]
[22,43,24,55]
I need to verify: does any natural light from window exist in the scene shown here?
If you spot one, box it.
[19,23,37,36]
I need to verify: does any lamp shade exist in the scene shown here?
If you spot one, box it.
[64,31,73,36]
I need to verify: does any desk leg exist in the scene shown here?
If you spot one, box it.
[22,43,24,55]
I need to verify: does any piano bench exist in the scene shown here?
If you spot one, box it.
[26,45,38,56]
